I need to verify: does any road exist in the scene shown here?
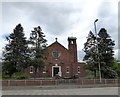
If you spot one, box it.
[2,85,119,95]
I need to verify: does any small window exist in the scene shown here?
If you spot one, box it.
[37,68,39,72]
[66,66,70,73]
[30,66,34,73]
[78,66,80,73]
[43,66,46,73]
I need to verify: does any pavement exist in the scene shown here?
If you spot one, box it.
[2,85,119,95]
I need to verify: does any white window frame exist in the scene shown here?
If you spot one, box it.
[78,66,80,73]
[43,66,47,73]
[66,66,70,73]
[52,65,62,77]
[37,67,39,72]
[30,66,34,73]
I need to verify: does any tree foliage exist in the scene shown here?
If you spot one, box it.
[2,24,48,78]
[112,59,120,77]
[29,26,48,75]
[83,31,96,77]
[83,28,116,78]
[2,24,29,77]
[97,28,116,78]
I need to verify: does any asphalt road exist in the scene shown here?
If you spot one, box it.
[2,85,119,95]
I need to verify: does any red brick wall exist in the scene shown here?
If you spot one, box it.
[47,42,70,64]
[68,43,77,63]
[78,63,86,77]
[25,38,86,78]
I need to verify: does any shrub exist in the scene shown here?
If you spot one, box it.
[12,72,30,79]
[2,73,10,79]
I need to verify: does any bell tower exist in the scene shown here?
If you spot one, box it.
[68,37,77,63]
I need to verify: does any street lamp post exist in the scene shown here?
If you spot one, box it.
[94,19,102,83]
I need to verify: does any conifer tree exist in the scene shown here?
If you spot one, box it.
[2,24,29,77]
[29,26,47,77]
[83,31,97,77]
[97,28,116,78]
[83,28,116,78]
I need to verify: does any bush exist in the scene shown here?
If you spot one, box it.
[103,69,117,79]
[2,73,10,79]
[12,72,30,79]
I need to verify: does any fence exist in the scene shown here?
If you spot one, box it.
[2,79,120,86]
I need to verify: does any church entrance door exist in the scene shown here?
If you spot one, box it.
[53,67,59,77]
[52,65,61,77]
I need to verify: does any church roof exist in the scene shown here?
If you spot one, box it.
[47,38,68,51]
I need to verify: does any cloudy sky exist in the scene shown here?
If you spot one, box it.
[0,0,119,61]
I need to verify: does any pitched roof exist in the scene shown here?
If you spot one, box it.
[47,40,68,51]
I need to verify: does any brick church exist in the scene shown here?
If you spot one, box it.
[27,37,86,78]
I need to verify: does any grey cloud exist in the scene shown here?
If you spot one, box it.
[2,1,118,60]
[98,3,113,18]
[29,3,82,35]
[3,2,82,36]
[97,2,118,49]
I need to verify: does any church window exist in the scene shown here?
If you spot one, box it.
[66,66,70,73]
[78,66,80,73]
[43,66,47,73]
[52,50,61,58]
[30,66,34,73]
[37,68,39,72]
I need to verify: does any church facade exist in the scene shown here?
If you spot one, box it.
[26,37,86,78]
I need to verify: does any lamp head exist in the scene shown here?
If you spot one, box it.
[95,19,98,22]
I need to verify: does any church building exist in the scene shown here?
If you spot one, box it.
[27,37,86,78]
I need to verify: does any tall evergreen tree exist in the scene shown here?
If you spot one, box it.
[2,24,29,77]
[29,26,47,77]
[83,28,116,78]
[97,28,116,78]
[83,31,98,77]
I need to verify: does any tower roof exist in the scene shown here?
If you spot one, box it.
[68,36,77,41]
